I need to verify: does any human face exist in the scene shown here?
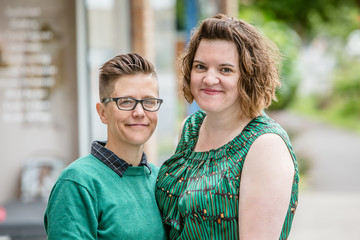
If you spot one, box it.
[97,73,159,149]
[190,39,241,115]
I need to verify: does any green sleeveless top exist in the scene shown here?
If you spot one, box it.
[155,110,299,240]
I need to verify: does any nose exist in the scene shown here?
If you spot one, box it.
[203,68,219,85]
[132,102,145,118]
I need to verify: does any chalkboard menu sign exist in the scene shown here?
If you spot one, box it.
[0,0,79,204]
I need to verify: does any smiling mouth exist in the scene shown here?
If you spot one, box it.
[127,124,148,127]
[202,88,222,95]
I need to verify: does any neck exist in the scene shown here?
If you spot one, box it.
[195,110,252,152]
[204,110,250,133]
[105,141,144,166]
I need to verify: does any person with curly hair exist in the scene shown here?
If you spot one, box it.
[156,14,299,240]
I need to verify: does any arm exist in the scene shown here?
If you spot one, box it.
[44,180,98,240]
[239,133,294,240]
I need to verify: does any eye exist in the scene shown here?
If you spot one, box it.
[194,64,206,70]
[221,67,232,73]
[118,98,135,107]
[143,99,157,107]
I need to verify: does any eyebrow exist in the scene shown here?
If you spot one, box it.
[193,60,204,64]
[120,95,158,99]
[193,60,236,68]
[219,63,236,68]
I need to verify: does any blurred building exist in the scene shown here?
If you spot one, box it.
[0,0,236,238]
[0,0,171,239]
[0,0,159,206]
[0,0,238,205]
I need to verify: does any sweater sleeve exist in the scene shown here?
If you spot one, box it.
[44,179,98,239]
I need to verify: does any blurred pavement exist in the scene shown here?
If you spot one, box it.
[290,191,360,239]
[270,111,360,240]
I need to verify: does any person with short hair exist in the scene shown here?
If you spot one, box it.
[45,53,167,239]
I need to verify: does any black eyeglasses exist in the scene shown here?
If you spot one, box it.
[101,97,163,112]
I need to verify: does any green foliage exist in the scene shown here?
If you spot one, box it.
[242,0,360,39]
[333,55,360,91]
[332,57,360,117]
[176,0,186,31]
[290,95,360,133]
[308,5,360,39]
[240,0,360,132]
[289,56,360,133]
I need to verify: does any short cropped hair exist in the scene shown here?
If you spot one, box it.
[180,14,281,118]
[99,53,157,100]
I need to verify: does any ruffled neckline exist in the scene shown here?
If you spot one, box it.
[182,110,260,158]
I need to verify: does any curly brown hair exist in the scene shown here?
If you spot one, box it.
[179,14,281,118]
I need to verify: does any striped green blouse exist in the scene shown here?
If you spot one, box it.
[156,110,299,240]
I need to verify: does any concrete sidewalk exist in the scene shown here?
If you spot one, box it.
[270,111,360,239]
[271,110,360,192]
[290,191,360,240]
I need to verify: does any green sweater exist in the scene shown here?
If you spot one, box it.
[44,154,167,239]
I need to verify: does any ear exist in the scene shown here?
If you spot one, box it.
[96,102,108,124]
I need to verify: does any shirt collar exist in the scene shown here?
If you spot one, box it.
[91,141,152,177]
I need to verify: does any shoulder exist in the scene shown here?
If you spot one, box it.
[50,155,114,201]
[58,154,106,184]
[242,113,293,150]
[186,110,206,125]
[245,133,294,179]
[180,110,206,129]
[251,132,287,149]
[61,154,97,173]
[179,110,205,141]
[248,132,291,159]
[251,113,288,136]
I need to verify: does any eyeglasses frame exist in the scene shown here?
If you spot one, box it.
[101,97,163,112]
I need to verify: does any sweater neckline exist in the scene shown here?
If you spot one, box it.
[123,165,151,176]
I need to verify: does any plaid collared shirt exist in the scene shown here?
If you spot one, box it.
[91,141,152,177]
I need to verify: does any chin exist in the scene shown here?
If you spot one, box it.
[128,134,153,146]
[197,103,222,113]
[128,137,149,146]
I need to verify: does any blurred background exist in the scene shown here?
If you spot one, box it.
[0,0,359,239]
